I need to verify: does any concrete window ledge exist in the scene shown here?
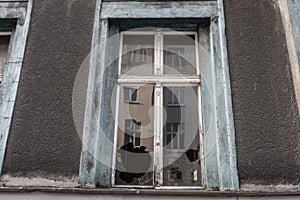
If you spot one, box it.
[0,187,299,197]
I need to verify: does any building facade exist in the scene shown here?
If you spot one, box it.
[0,0,299,199]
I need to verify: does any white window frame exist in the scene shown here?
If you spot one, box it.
[111,30,204,189]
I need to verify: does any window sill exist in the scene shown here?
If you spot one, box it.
[0,187,299,197]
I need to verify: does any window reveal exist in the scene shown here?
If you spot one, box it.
[113,31,202,188]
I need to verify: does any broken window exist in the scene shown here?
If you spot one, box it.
[113,31,202,188]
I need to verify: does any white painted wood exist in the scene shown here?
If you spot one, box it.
[0,32,11,36]
[198,27,209,188]
[156,186,205,190]
[118,78,201,84]
[154,84,163,186]
[155,31,162,75]
[101,1,218,19]
[0,0,32,175]
[111,85,120,187]
[197,84,205,187]
[117,33,123,76]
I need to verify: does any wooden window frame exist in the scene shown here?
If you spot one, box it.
[111,30,204,189]
[79,0,239,191]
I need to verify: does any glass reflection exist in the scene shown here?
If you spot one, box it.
[115,84,154,186]
[121,35,155,75]
[163,86,201,186]
[163,35,197,75]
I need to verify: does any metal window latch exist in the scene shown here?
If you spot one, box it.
[193,170,198,182]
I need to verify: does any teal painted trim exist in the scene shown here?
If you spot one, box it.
[201,1,239,191]
[78,0,103,187]
[199,26,220,189]
[95,25,120,188]
[216,0,239,190]
[288,0,300,70]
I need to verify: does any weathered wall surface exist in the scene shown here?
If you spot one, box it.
[1,0,300,189]
[224,0,300,185]
[2,0,95,178]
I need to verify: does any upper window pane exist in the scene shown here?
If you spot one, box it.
[121,34,155,75]
[163,34,197,75]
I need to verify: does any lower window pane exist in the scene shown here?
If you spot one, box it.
[115,84,154,186]
[163,86,201,186]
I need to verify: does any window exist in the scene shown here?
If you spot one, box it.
[79,0,239,191]
[113,31,202,187]
[124,87,138,103]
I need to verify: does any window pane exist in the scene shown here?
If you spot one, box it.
[163,86,201,186]
[124,87,138,103]
[0,34,10,82]
[163,35,197,75]
[121,35,154,75]
[115,84,154,186]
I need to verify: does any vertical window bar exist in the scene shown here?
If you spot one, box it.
[155,31,163,75]
[153,84,163,186]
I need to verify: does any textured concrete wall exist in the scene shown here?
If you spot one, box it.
[224,0,300,185]
[2,0,95,178]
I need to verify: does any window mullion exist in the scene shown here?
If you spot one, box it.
[153,84,163,187]
[154,31,164,187]
[155,31,163,75]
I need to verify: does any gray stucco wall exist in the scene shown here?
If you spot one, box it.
[224,0,300,185]
[1,0,300,188]
[2,0,95,178]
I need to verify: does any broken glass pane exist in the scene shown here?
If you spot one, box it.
[163,86,201,186]
[115,84,154,186]
[121,35,155,76]
[163,35,197,75]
